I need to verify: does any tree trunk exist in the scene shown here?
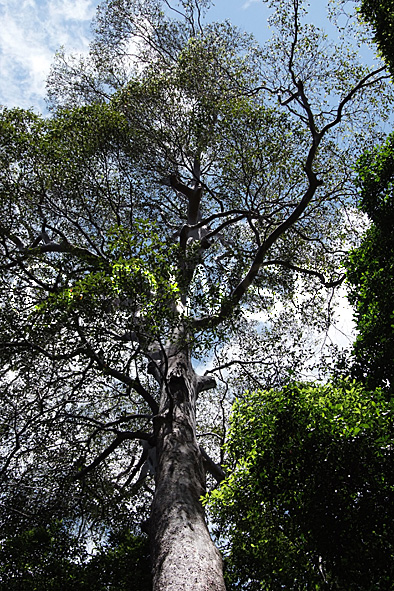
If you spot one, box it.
[150,343,226,591]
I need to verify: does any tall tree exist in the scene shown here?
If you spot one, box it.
[0,1,391,588]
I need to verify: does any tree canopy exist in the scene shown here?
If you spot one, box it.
[342,0,394,394]
[0,523,151,591]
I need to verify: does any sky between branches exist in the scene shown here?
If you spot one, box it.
[0,0,364,353]
[0,0,269,110]
[0,0,359,110]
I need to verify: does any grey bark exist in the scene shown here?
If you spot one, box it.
[150,340,226,591]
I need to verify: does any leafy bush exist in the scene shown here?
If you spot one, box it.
[207,381,394,590]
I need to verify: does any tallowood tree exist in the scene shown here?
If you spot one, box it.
[0,1,392,589]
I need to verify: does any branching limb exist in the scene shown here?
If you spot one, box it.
[74,319,160,414]
[65,413,153,430]
[0,224,105,270]
[288,0,301,86]
[321,66,389,136]
[165,172,203,231]
[205,358,272,375]
[194,169,323,330]
[73,430,152,480]
[263,259,346,288]
[200,446,225,484]
[196,375,216,395]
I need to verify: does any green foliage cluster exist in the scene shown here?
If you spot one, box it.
[36,221,179,333]
[360,0,394,73]
[207,381,394,590]
[345,134,394,393]
[0,522,151,591]
[355,135,394,227]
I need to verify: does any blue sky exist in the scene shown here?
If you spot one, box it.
[0,0,96,110]
[0,0,337,112]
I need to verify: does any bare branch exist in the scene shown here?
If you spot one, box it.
[75,324,160,415]
[200,446,225,483]
[321,66,389,137]
[288,0,301,86]
[73,430,151,480]
[262,259,346,288]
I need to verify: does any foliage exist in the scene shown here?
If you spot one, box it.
[0,521,85,591]
[207,381,394,590]
[360,0,394,73]
[345,133,394,393]
[340,0,394,391]
[0,522,151,591]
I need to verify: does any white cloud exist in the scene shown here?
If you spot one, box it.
[242,0,260,9]
[49,0,96,22]
[0,0,97,110]
[326,286,356,349]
